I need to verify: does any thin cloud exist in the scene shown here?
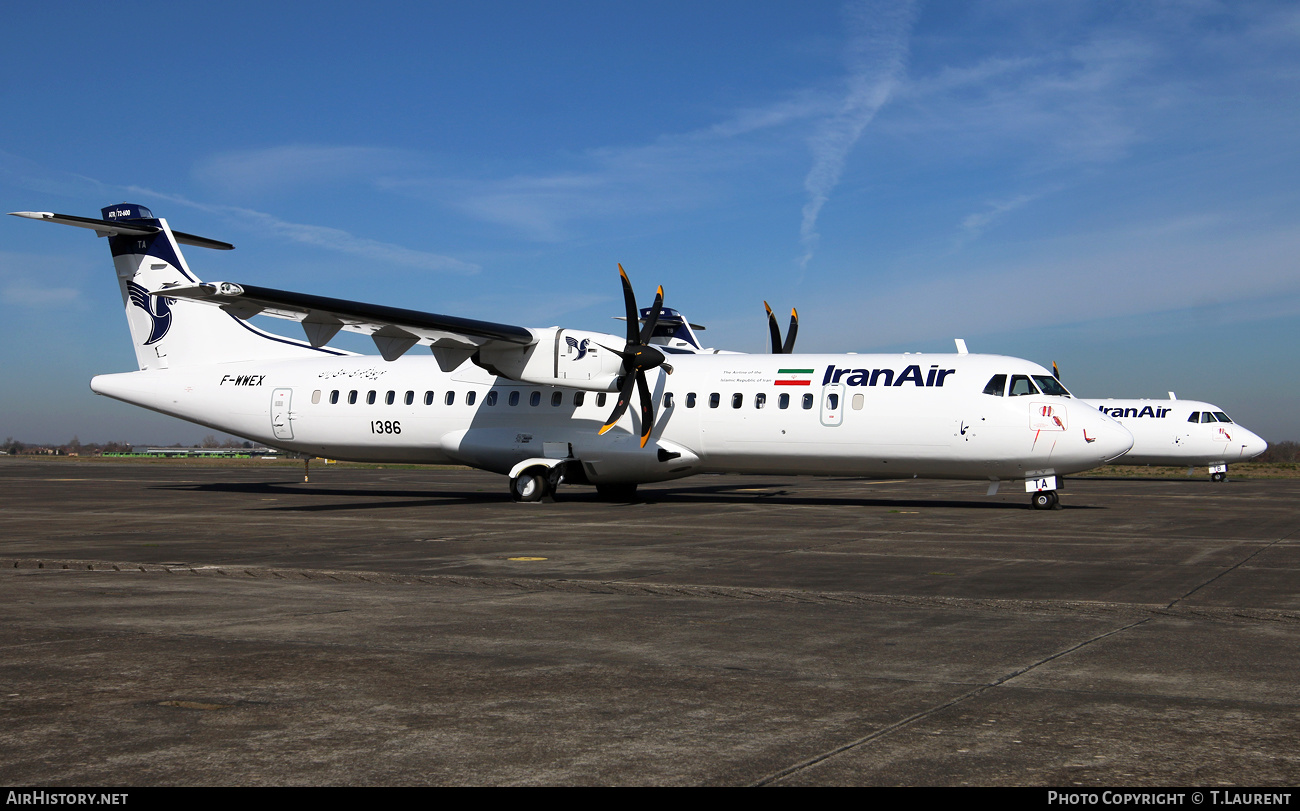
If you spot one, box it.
[1,284,80,307]
[125,187,479,274]
[960,192,1041,239]
[193,145,424,196]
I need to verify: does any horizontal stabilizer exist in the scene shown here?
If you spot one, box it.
[8,211,234,250]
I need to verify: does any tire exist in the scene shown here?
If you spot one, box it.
[1032,491,1055,510]
[511,471,548,502]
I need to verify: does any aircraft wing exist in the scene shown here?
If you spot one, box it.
[160,281,538,362]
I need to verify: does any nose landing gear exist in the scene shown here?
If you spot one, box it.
[1031,490,1059,510]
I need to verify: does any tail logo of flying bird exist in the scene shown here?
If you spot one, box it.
[566,336,591,360]
[126,281,174,345]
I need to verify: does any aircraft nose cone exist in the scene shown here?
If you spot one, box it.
[1241,431,1268,460]
[1094,416,1134,463]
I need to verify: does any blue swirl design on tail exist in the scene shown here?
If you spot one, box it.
[126,281,175,345]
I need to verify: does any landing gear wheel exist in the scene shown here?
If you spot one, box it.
[510,471,549,502]
[595,482,638,502]
[1211,471,1227,483]
[1032,490,1059,510]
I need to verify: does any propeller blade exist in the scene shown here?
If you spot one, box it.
[601,264,669,445]
[598,373,639,436]
[638,285,664,345]
[618,263,639,345]
[765,301,783,354]
[783,307,798,354]
[636,370,655,448]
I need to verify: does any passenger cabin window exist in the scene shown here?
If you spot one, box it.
[509,391,520,406]
[551,392,562,407]
[330,390,339,405]
[404,391,414,406]
[778,393,790,409]
[573,392,584,407]
[686,393,696,408]
[367,390,377,405]
[1008,375,1039,396]
[710,393,720,408]
[385,391,395,405]
[596,393,607,407]
[755,393,766,409]
[425,391,435,406]
[530,391,541,407]
[466,391,476,406]
[731,393,742,409]
[663,393,674,408]
[445,391,456,406]
[348,390,358,405]
[802,393,814,409]
[827,393,840,410]
[852,393,864,410]
[983,375,1006,396]
[311,390,321,404]
[486,391,498,406]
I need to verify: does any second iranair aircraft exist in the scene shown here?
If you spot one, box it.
[11,203,1134,509]
[1084,396,1267,480]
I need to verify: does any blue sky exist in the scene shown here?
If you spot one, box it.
[3,1,1298,444]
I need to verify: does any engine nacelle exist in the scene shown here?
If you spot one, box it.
[475,327,626,391]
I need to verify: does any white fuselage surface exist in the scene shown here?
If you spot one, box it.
[92,352,1133,485]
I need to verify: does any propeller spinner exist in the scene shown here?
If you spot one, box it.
[764,301,799,354]
[598,264,673,448]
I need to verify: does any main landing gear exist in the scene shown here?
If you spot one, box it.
[510,469,551,502]
[508,461,638,503]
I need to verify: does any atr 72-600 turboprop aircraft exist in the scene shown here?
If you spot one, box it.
[1083,396,1267,481]
[12,204,1134,509]
[759,312,1269,484]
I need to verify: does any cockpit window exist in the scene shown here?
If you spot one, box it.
[982,374,1006,396]
[1188,412,1200,423]
[1008,375,1039,396]
[1213,412,1233,423]
[1032,375,1071,397]
[1201,412,1217,424]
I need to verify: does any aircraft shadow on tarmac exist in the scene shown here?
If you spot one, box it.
[150,479,1099,511]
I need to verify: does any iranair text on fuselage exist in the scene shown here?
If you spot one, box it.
[1096,404,1173,418]
[821,363,957,387]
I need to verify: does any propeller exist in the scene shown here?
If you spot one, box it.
[764,301,799,354]
[597,264,673,448]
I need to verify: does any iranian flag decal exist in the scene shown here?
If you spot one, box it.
[775,368,814,386]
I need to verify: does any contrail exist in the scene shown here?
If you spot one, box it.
[799,0,916,271]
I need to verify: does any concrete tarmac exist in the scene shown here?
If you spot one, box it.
[2,459,1298,786]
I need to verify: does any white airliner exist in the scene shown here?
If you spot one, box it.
[11,203,1134,509]
[1082,396,1267,480]
[760,311,1269,482]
